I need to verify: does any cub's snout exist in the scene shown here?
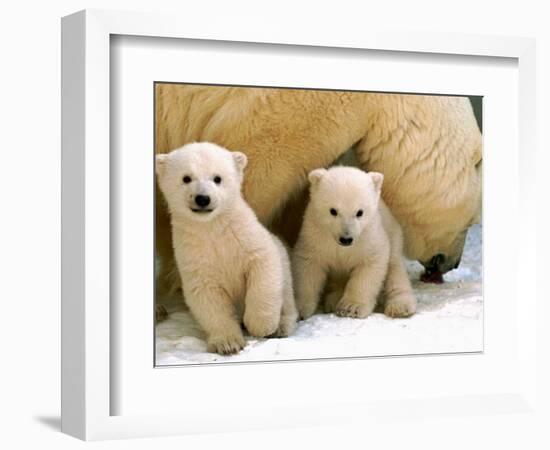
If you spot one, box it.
[338,236,353,246]
[194,194,210,207]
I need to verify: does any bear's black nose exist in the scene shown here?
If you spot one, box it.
[339,237,353,246]
[194,195,211,207]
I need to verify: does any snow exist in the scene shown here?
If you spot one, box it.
[155,224,483,366]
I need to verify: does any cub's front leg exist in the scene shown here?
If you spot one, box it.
[292,255,327,320]
[243,255,285,338]
[383,253,417,318]
[184,285,245,355]
[336,260,388,319]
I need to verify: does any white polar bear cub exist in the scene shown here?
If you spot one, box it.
[293,166,416,320]
[156,142,298,355]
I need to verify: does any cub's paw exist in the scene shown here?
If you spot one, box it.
[244,314,279,338]
[297,301,318,321]
[384,295,416,318]
[272,315,297,338]
[207,333,246,355]
[335,299,372,319]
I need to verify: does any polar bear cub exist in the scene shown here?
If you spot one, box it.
[293,166,416,320]
[156,142,298,355]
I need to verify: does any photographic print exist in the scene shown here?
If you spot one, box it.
[154,84,483,365]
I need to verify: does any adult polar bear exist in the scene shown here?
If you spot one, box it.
[155,84,482,294]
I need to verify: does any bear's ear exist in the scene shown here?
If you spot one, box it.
[308,168,327,188]
[369,172,384,196]
[232,152,248,173]
[155,154,168,178]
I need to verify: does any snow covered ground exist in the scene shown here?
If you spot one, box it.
[155,224,483,366]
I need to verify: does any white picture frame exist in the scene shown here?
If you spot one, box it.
[61,9,537,441]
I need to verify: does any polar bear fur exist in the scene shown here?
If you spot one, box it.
[293,167,416,320]
[155,142,297,355]
[155,85,482,294]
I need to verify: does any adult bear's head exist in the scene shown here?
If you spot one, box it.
[401,159,482,275]
[356,94,483,276]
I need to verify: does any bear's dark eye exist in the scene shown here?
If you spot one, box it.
[356,210,364,217]
[330,208,338,216]
[183,175,192,184]
[213,175,222,184]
